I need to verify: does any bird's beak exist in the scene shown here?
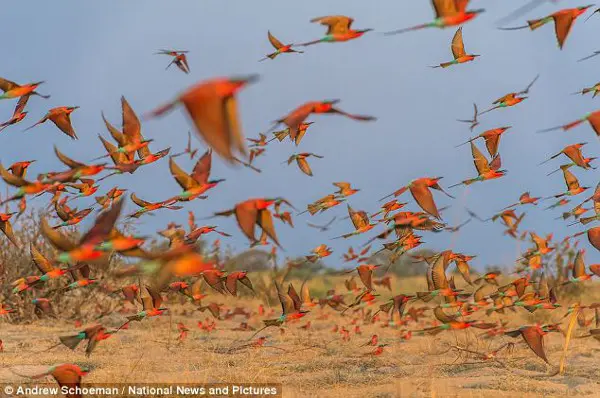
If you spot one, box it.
[233,74,260,85]
[31,81,45,86]
[361,28,374,33]
[502,126,512,130]
[69,106,80,111]
[472,8,485,14]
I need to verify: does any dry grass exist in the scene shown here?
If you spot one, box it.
[2,275,600,398]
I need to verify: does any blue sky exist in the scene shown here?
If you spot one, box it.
[2,0,598,269]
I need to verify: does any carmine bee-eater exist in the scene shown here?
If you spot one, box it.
[456,103,479,131]
[284,153,324,176]
[155,49,190,73]
[249,282,309,340]
[305,244,333,263]
[334,205,377,239]
[431,28,479,68]
[0,211,19,247]
[173,131,199,159]
[456,127,511,158]
[479,75,539,115]
[538,109,600,137]
[381,177,453,220]
[547,159,596,176]
[334,182,360,197]
[14,364,89,392]
[7,160,35,178]
[572,82,600,98]
[185,225,231,244]
[147,75,258,162]
[0,95,29,133]
[539,143,591,170]
[59,324,115,357]
[127,192,182,218]
[117,285,168,330]
[299,16,372,46]
[260,31,303,61]
[386,0,484,35]
[270,100,375,142]
[548,164,590,198]
[95,187,126,209]
[0,77,49,99]
[299,194,345,216]
[0,163,53,204]
[167,150,224,202]
[267,122,315,146]
[504,325,550,364]
[53,199,124,264]
[562,249,594,284]
[25,106,79,139]
[52,203,94,229]
[499,6,593,49]
[449,142,507,188]
[503,192,541,210]
[223,271,254,296]
[212,198,292,247]
[247,133,268,148]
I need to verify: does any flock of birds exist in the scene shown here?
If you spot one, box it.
[1,0,600,394]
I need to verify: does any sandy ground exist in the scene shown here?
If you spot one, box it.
[1,305,600,398]
[1,276,600,397]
